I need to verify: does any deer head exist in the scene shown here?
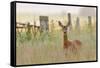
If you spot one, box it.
[58,21,70,34]
[58,13,71,34]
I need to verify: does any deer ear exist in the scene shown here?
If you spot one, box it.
[58,21,63,27]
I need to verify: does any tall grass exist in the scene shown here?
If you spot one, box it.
[16,27,96,65]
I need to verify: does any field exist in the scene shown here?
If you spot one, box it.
[16,26,96,65]
[15,2,97,65]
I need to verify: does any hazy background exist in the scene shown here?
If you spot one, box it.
[16,3,96,27]
[17,3,96,16]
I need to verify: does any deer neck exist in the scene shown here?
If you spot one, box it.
[63,32,68,41]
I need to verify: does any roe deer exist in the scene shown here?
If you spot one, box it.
[58,13,82,52]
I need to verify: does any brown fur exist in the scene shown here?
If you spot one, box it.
[64,39,82,52]
[58,21,82,51]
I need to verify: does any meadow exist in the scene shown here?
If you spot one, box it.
[16,26,96,65]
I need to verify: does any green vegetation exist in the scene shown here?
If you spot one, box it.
[16,27,96,65]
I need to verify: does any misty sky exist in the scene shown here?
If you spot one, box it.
[16,3,96,16]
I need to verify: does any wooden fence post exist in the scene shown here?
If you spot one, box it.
[88,16,92,28]
[68,13,72,31]
[75,17,80,32]
[26,22,31,40]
